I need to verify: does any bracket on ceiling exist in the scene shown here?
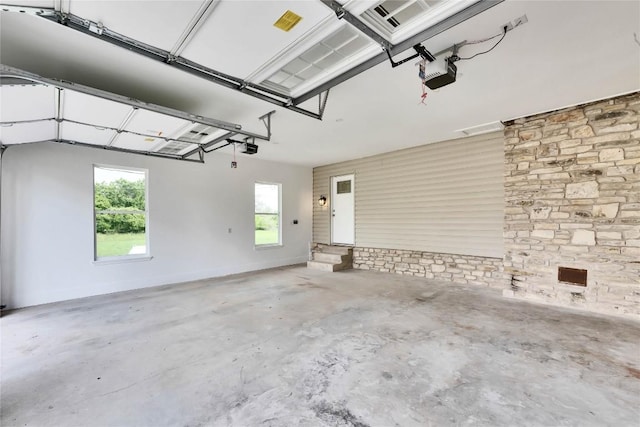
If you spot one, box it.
[258,110,275,140]
[185,110,276,160]
[0,5,329,120]
[386,44,436,68]
[318,89,331,118]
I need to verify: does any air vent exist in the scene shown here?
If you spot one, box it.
[361,0,477,42]
[263,25,370,92]
[558,267,587,286]
[179,124,213,144]
[363,0,441,33]
[457,121,504,136]
[157,140,192,155]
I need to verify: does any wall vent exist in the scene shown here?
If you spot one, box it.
[558,267,587,286]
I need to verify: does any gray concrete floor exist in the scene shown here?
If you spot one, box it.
[1,266,639,427]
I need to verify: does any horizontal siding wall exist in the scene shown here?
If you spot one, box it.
[313,132,504,258]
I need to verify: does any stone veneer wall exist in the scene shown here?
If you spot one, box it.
[503,92,640,318]
[353,248,505,288]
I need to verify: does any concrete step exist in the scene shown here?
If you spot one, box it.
[313,252,347,264]
[315,244,353,255]
[307,260,338,272]
[308,244,354,272]
[306,259,353,272]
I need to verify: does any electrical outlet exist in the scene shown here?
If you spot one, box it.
[513,14,528,28]
[502,22,514,32]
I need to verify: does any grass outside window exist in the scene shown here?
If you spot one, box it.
[96,233,146,258]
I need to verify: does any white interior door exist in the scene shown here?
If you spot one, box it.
[331,174,355,245]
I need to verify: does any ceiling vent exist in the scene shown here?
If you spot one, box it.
[179,124,214,144]
[157,140,193,155]
[359,0,477,43]
[362,0,443,34]
[263,25,370,92]
[457,121,504,136]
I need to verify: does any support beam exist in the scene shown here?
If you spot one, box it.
[53,139,205,163]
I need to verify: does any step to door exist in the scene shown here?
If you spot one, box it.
[307,244,353,272]
[306,260,351,272]
[313,252,347,264]
[314,244,352,255]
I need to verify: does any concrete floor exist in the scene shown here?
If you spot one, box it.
[1,266,639,427]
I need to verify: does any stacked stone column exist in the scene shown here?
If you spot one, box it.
[503,92,640,318]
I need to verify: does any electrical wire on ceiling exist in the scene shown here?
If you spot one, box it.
[463,31,504,45]
[453,27,508,61]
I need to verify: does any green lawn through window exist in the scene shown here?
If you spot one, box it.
[255,229,279,246]
[96,233,146,258]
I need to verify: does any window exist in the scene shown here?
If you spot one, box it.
[337,180,352,194]
[255,182,281,246]
[94,165,148,260]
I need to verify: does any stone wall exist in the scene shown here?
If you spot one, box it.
[353,248,505,288]
[503,92,640,318]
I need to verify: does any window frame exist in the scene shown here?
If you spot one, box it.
[93,164,151,263]
[254,181,282,248]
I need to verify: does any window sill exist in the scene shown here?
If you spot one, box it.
[254,244,283,250]
[93,255,153,265]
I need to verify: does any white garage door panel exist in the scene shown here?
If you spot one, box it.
[62,90,133,129]
[111,132,164,152]
[0,85,55,121]
[1,65,247,156]
[60,121,117,146]
[68,0,203,51]
[0,121,55,145]
[123,109,192,140]
[181,0,333,78]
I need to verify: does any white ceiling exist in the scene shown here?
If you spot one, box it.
[1,0,639,167]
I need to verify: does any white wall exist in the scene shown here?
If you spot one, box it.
[1,143,312,308]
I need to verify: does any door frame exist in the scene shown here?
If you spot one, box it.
[330,173,355,246]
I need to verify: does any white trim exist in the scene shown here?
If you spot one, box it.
[93,255,153,265]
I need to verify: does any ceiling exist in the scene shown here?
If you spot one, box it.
[1,0,639,167]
